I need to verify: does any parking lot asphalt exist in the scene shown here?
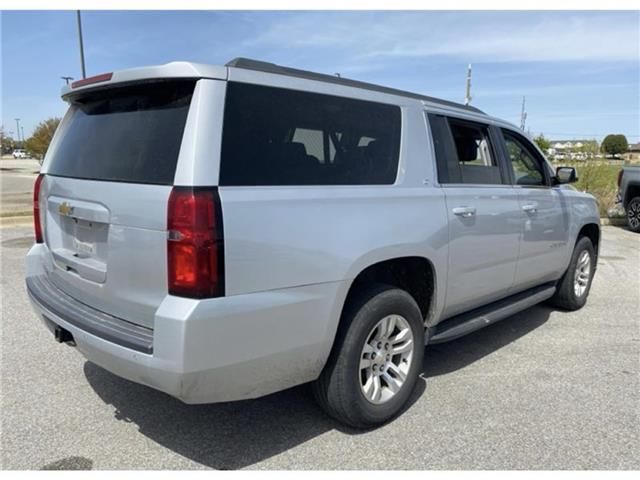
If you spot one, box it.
[0,159,40,217]
[1,225,638,470]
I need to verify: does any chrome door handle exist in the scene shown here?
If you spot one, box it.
[452,206,476,217]
[522,204,538,214]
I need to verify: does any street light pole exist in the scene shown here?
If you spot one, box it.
[520,96,527,130]
[14,118,21,142]
[21,126,25,143]
[464,64,472,106]
[76,10,86,79]
[61,76,74,85]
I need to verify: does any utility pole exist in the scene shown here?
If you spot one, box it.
[61,76,74,85]
[76,10,86,79]
[520,96,527,130]
[464,64,472,106]
[14,118,21,142]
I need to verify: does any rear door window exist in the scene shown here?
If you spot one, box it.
[48,81,195,185]
[219,82,402,186]
[428,113,504,185]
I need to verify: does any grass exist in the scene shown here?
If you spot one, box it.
[553,161,622,217]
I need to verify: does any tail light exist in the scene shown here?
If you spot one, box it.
[617,169,624,188]
[33,174,44,243]
[167,187,224,298]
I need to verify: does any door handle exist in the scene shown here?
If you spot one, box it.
[452,206,476,218]
[522,203,538,214]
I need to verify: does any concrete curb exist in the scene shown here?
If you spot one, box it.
[600,218,627,226]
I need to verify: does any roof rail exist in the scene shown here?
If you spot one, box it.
[225,57,485,115]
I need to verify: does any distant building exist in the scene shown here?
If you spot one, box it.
[547,139,599,161]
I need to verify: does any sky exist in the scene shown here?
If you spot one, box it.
[2,10,639,142]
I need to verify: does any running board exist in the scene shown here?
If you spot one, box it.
[428,283,556,344]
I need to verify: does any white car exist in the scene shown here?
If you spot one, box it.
[12,149,28,159]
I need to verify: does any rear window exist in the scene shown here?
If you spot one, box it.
[219,82,401,186]
[48,81,195,185]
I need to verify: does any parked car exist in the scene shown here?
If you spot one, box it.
[617,166,640,232]
[12,149,28,159]
[25,58,600,427]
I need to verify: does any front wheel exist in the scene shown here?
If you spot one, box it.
[313,284,424,428]
[626,196,640,233]
[550,236,596,311]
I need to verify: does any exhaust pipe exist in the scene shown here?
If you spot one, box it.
[54,325,76,346]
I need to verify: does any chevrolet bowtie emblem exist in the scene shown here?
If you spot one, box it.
[58,202,74,216]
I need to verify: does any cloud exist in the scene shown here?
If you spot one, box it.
[247,11,640,64]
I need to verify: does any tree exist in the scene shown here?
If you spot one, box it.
[533,134,550,152]
[578,139,599,158]
[601,134,628,157]
[2,136,17,155]
[0,126,17,155]
[24,117,61,159]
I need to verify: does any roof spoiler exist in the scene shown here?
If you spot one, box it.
[61,62,227,99]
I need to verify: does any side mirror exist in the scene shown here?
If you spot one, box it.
[554,166,578,185]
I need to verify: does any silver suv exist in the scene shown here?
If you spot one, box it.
[26,58,600,428]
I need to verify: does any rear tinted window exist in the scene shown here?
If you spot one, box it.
[48,81,195,185]
[220,82,401,186]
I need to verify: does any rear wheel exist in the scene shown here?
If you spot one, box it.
[550,236,595,311]
[313,284,424,428]
[626,196,640,233]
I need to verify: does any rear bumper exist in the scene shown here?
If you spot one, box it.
[27,275,153,353]
[26,244,344,404]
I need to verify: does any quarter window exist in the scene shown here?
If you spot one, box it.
[291,128,326,163]
[219,82,401,186]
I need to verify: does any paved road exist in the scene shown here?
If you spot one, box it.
[0,159,40,217]
[1,225,638,470]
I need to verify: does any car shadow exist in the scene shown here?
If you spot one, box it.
[84,304,552,469]
[423,304,553,378]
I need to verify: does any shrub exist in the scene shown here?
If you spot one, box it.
[572,162,620,217]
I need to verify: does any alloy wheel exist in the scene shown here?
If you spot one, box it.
[359,314,414,405]
[573,250,591,297]
[628,200,640,231]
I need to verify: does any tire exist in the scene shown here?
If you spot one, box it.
[550,236,596,311]
[313,284,424,428]
[626,196,640,233]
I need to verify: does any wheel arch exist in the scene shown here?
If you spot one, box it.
[576,222,600,266]
[332,256,438,348]
[315,255,437,380]
[623,182,640,209]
